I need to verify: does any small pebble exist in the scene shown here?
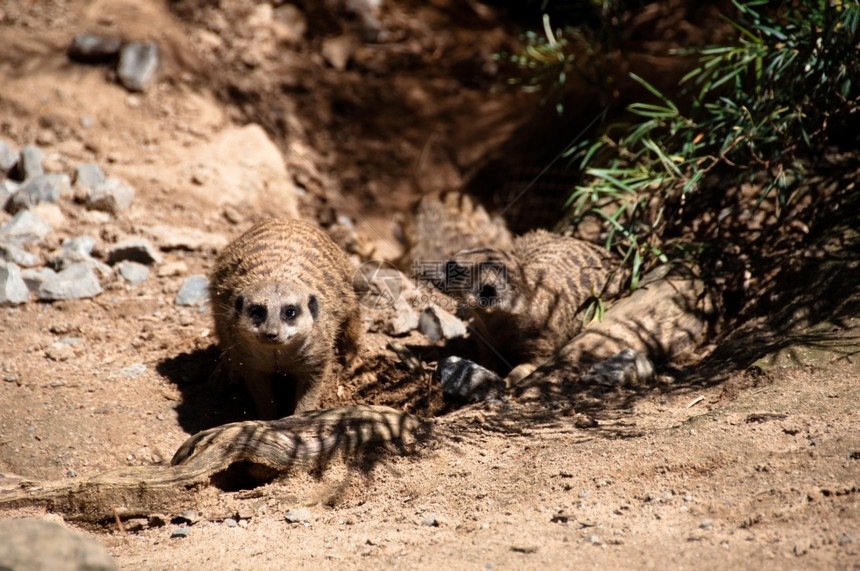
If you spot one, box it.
[418,304,466,340]
[587,535,602,545]
[170,528,189,539]
[284,508,311,524]
[223,518,238,528]
[118,41,160,92]
[18,145,44,179]
[87,177,135,213]
[45,342,75,361]
[67,33,122,62]
[73,163,106,189]
[382,297,418,336]
[435,356,502,402]
[175,275,210,307]
[699,520,714,530]
[0,262,30,306]
[420,514,439,527]
[117,261,149,284]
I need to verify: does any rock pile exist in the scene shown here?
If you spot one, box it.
[0,138,199,306]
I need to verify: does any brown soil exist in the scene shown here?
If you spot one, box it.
[1,1,858,568]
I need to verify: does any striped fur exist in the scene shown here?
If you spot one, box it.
[445,229,621,381]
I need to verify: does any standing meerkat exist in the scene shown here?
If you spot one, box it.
[443,229,623,386]
[210,218,362,419]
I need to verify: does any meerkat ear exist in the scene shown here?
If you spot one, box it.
[308,294,319,320]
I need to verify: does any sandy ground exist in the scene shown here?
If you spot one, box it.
[1,1,858,569]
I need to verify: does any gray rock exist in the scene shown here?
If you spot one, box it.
[0,262,30,305]
[581,348,655,388]
[418,304,467,340]
[21,267,57,292]
[0,242,41,267]
[435,356,503,402]
[382,296,419,336]
[117,260,149,284]
[0,209,53,245]
[51,236,113,278]
[117,41,160,92]
[284,508,312,524]
[0,518,118,570]
[170,527,190,538]
[421,513,440,527]
[86,177,135,213]
[74,163,106,189]
[37,262,103,301]
[18,145,44,179]
[8,173,71,213]
[107,239,162,265]
[175,274,209,307]
[67,33,122,63]
[0,139,19,173]
[0,179,20,210]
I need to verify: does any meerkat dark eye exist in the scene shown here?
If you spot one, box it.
[478,284,497,302]
[234,295,244,313]
[247,304,267,326]
[307,294,319,320]
[280,304,300,322]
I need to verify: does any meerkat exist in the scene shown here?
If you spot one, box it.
[442,229,623,386]
[210,218,362,420]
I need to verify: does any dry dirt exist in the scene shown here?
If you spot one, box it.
[1,1,859,569]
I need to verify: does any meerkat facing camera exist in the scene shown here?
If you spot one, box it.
[209,218,361,419]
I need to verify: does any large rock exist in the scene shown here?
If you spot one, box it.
[37,262,103,301]
[0,518,118,571]
[0,209,52,245]
[161,124,300,219]
[8,173,71,213]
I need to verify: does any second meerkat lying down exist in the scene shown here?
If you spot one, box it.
[442,229,624,386]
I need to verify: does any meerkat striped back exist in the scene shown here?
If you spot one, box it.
[513,229,620,314]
